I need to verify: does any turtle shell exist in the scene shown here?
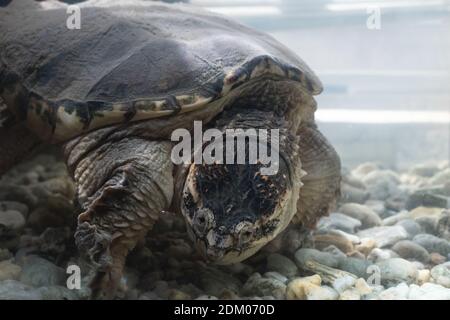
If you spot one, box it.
[0,0,322,142]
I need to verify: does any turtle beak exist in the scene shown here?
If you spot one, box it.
[205,247,225,261]
[193,237,226,263]
[195,228,233,263]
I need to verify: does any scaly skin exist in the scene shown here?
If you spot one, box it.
[64,137,174,299]
[294,123,341,228]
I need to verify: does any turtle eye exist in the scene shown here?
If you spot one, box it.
[193,208,213,235]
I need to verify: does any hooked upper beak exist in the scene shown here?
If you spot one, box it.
[195,228,234,263]
[205,247,225,261]
[194,239,226,263]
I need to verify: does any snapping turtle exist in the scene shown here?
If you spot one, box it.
[0,0,341,298]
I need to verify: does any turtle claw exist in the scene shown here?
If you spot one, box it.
[89,245,129,300]
[74,221,112,267]
[89,267,123,300]
[74,221,127,299]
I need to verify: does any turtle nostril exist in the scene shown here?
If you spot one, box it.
[234,221,254,246]
[238,229,253,245]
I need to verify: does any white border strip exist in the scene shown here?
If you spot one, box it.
[316,109,450,123]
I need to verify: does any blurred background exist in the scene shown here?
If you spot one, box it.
[186,0,450,170]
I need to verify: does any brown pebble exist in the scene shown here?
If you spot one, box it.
[168,289,192,300]
[219,288,240,300]
[313,233,354,254]
[355,238,377,256]
[430,252,446,265]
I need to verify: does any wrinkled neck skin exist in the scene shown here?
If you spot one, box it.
[172,107,304,264]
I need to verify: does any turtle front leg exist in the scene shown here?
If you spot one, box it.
[64,136,174,299]
[294,124,341,228]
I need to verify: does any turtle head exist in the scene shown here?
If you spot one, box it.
[180,159,300,265]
